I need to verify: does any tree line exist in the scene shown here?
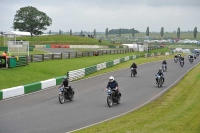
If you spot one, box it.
[108,29,139,34]
[146,26,198,39]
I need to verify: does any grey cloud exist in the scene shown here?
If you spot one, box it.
[0,0,200,32]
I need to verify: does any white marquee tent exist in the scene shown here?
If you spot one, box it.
[3,31,34,36]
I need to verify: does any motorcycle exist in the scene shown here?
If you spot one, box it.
[58,86,74,104]
[162,64,167,72]
[174,58,178,63]
[106,89,121,107]
[180,60,184,67]
[189,58,194,63]
[130,67,136,77]
[156,75,163,88]
[196,52,199,57]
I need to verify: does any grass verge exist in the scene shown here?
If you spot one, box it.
[0,48,50,55]
[149,47,170,53]
[0,48,169,90]
[0,52,144,90]
[73,61,200,133]
[0,35,113,46]
[83,55,174,79]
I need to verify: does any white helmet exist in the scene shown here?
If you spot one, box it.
[109,76,114,81]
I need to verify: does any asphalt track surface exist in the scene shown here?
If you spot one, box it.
[0,57,199,133]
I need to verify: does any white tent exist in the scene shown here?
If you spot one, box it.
[3,31,34,36]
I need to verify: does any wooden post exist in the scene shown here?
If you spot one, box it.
[68,53,70,58]
[52,54,54,60]
[82,52,83,57]
[61,53,63,59]
[26,56,28,65]
[31,55,33,62]
[42,54,44,61]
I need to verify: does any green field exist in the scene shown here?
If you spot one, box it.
[74,57,200,133]
[0,35,114,46]
[1,32,199,46]
[0,48,50,55]
[0,51,144,90]
[0,47,170,90]
[149,47,170,53]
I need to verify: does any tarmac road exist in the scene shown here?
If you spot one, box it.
[0,57,199,133]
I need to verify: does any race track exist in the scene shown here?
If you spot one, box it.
[0,57,199,133]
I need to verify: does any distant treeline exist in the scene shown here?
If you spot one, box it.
[108,29,139,34]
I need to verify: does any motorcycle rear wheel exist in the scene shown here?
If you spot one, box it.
[116,95,121,104]
[68,91,74,101]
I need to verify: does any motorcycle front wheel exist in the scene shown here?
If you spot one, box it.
[59,92,65,104]
[158,79,161,88]
[107,95,113,107]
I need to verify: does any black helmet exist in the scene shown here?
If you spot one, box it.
[63,76,67,80]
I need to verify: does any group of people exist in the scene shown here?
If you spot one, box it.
[174,52,198,65]
[59,60,167,98]
[174,53,185,65]
[59,51,198,100]
[59,63,138,99]
[88,34,94,38]
[63,48,200,100]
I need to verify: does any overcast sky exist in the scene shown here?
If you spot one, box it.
[0,0,199,32]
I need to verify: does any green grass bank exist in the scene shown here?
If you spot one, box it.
[0,52,144,90]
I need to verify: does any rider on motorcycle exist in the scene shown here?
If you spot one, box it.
[174,54,178,61]
[60,76,71,89]
[188,54,194,59]
[180,56,185,65]
[130,62,137,74]
[162,60,167,69]
[194,54,197,59]
[156,68,165,84]
[105,76,119,97]
[196,51,199,56]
